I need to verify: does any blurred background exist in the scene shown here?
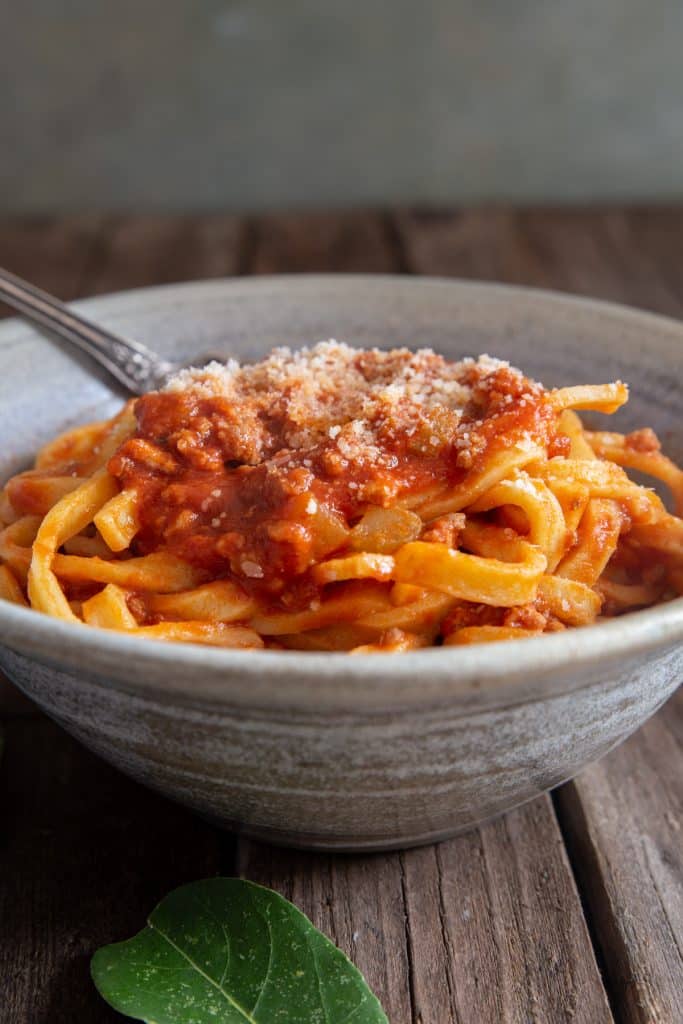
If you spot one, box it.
[4,0,683,213]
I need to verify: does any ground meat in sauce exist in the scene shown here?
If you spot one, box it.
[107,342,567,606]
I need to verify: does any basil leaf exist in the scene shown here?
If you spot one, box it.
[91,877,388,1024]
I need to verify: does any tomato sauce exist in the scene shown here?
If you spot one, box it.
[107,356,566,604]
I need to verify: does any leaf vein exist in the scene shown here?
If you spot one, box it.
[148,918,257,1024]
[197,892,232,990]
[248,909,275,1017]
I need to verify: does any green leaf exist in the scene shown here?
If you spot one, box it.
[91,877,389,1024]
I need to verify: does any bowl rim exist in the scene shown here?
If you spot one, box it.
[1,273,682,709]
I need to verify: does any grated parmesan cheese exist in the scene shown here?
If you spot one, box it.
[162,340,533,468]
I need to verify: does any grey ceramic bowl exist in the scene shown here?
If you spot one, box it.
[0,277,681,850]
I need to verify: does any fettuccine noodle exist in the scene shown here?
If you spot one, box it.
[1,342,681,651]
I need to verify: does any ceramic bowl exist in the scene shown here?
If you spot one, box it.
[0,276,681,851]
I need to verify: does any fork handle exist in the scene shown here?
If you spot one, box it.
[0,266,173,395]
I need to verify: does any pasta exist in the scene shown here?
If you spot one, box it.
[1,341,682,651]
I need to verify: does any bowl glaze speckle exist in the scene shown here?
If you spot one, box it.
[0,276,681,850]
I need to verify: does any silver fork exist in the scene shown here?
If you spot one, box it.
[0,266,220,395]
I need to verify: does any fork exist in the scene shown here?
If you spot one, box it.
[0,265,219,395]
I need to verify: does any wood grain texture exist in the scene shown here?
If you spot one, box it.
[0,215,105,316]
[246,210,400,274]
[555,688,683,1024]
[400,799,613,1024]
[394,205,683,315]
[81,213,245,295]
[0,717,224,1024]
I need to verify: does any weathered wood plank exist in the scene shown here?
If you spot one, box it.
[610,206,683,318]
[401,799,613,1024]
[0,214,105,315]
[394,205,683,315]
[516,207,683,315]
[394,207,550,286]
[0,717,223,1024]
[81,212,245,294]
[247,210,399,274]
[555,688,683,1024]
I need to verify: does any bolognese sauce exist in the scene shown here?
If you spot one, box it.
[4,340,681,652]
[108,343,565,601]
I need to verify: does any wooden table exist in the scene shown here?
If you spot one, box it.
[0,208,681,1024]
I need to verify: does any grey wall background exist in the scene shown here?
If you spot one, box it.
[3,1,683,213]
